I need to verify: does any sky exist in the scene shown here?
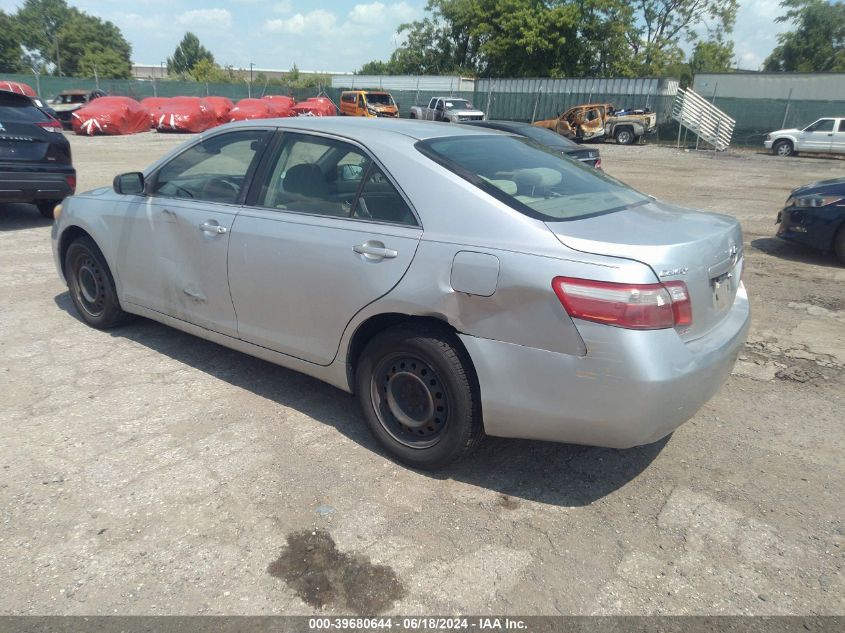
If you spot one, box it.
[0,0,791,73]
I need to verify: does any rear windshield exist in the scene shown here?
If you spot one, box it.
[365,93,394,106]
[417,135,647,221]
[0,101,51,124]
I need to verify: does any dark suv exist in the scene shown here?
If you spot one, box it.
[1,90,75,218]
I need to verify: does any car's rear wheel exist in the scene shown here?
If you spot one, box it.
[65,236,131,329]
[356,324,484,469]
[36,200,60,219]
[409,112,416,119]
[773,139,795,157]
[834,225,845,265]
[615,127,635,145]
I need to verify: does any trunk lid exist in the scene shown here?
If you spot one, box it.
[546,200,743,341]
[0,121,53,162]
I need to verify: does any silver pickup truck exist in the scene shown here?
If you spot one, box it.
[409,97,485,122]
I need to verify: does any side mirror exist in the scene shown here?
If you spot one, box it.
[338,164,364,181]
[114,172,145,195]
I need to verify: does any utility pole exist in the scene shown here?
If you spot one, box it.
[249,62,255,98]
[160,61,165,79]
[54,34,61,76]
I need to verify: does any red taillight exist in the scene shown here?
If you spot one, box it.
[552,277,692,330]
[66,175,76,192]
[37,120,63,132]
[594,158,602,170]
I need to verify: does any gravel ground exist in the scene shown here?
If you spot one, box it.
[0,131,843,616]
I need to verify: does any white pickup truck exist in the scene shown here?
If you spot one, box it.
[765,117,845,157]
[409,97,485,122]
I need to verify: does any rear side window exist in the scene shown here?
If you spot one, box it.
[839,120,845,133]
[417,135,647,221]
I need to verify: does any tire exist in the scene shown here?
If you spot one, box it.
[834,225,845,266]
[409,112,416,119]
[64,236,132,329]
[356,324,484,469]
[773,139,795,157]
[614,127,635,145]
[36,200,61,219]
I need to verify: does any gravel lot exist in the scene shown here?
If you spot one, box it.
[1,131,843,616]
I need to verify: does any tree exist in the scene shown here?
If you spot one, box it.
[365,0,736,78]
[628,0,739,74]
[0,11,24,73]
[764,0,845,72]
[189,58,230,83]
[13,0,71,71]
[11,0,131,77]
[167,32,214,76]
[78,48,131,79]
[56,10,132,77]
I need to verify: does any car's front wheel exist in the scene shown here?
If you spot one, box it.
[36,200,61,219]
[356,324,484,469]
[65,236,131,329]
[773,139,795,157]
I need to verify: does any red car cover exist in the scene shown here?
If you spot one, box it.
[292,97,336,117]
[204,96,234,124]
[229,98,277,121]
[71,97,150,136]
[263,95,295,117]
[152,97,217,133]
[0,80,36,96]
[140,97,170,127]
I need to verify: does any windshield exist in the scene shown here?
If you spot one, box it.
[445,100,472,110]
[417,135,647,221]
[365,93,395,106]
[55,94,86,104]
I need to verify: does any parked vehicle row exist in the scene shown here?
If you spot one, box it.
[51,117,749,469]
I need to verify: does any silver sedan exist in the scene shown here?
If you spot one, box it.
[51,118,750,469]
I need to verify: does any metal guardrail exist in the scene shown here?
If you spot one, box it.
[672,88,735,151]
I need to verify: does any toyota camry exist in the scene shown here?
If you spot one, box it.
[51,118,750,469]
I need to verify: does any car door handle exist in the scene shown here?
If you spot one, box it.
[199,221,227,235]
[353,242,398,259]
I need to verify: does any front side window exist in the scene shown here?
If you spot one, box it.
[417,135,648,221]
[257,132,416,225]
[805,119,835,133]
[153,130,268,203]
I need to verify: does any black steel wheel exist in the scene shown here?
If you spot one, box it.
[371,353,450,449]
[356,324,484,469]
[64,236,131,329]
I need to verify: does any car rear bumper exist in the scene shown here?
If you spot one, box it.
[0,168,75,203]
[460,283,750,449]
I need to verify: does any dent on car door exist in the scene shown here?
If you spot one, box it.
[117,128,271,336]
[228,131,422,365]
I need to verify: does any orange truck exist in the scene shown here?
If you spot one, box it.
[339,90,399,118]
